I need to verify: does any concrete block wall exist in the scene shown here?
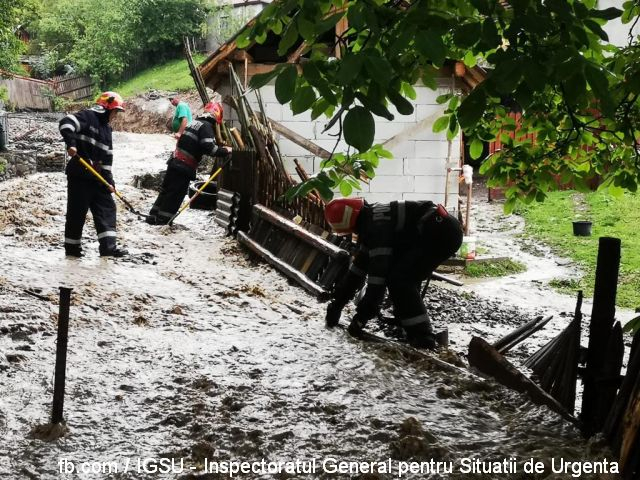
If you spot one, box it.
[219,77,461,211]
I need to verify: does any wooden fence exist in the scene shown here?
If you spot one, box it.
[51,75,94,101]
[0,70,93,111]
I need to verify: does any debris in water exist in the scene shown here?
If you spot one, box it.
[28,422,69,442]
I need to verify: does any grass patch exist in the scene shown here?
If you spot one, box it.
[114,55,207,98]
[517,190,640,309]
[464,258,527,278]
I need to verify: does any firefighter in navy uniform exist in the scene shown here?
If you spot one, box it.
[58,91,127,257]
[324,198,463,349]
[146,102,232,225]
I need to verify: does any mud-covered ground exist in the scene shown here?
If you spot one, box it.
[0,127,626,479]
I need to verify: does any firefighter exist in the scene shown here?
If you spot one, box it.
[59,91,127,257]
[146,102,231,225]
[323,198,463,349]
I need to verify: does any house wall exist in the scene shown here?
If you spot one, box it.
[220,76,461,212]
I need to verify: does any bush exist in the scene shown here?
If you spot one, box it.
[34,0,211,83]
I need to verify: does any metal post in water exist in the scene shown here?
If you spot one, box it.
[52,286,72,424]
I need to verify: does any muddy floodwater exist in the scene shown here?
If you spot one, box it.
[0,131,623,479]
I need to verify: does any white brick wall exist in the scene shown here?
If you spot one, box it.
[239,81,460,206]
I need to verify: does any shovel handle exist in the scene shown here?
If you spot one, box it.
[167,154,233,226]
[76,156,140,215]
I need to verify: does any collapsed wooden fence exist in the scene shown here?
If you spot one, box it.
[0,70,93,110]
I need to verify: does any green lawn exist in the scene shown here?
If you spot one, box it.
[114,54,207,98]
[517,190,640,309]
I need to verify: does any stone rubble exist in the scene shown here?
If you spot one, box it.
[0,114,66,181]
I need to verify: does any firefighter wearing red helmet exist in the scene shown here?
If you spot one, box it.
[146,102,232,225]
[58,91,127,257]
[324,197,463,349]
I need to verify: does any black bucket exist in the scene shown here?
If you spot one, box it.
[572,221,592,236]
[189,181,217,210]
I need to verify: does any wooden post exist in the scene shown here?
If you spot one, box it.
[581,237,621,435]
[51,286,72,424]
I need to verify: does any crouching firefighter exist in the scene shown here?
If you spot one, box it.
[58,91,127,257]
[323,198,463,349]
[146,102,232,225]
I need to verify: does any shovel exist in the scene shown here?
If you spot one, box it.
[76,156,153,221]
[161,154,233,232]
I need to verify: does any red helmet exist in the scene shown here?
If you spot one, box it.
[203,102,223,124]
[325,198,365,234]
[96,91,125,111]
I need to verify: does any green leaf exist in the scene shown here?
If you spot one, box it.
[591,7,623,20]
[433,115,450,133]
[436,93,452,104]
[454,22,482,48]
[339,180,353,197]
[622,315,640,334]
[337,53,363,85]
[297,16,315,41]
[249,65,285,89]
[584,19,609,41]
[387,89,414,115]
[278,21,299,56]
[463,50,477,68]
[311,98,331,120]
[470,138,484,159]
[415,30,447,66]
[236,30,251,49]
[421,68,438,90]
[303,62,337,105]
[355,92,394,121]
[585,65,611,104]
[291,86,316,114]
[275,65,298,104]
[364,51,393,88]
[458,88,487,129]
[401,82,417,100]
[344,106,375,152]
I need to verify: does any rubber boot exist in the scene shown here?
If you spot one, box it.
[99,246,129,257]
[65,246,84,258]
[405,322,437,350]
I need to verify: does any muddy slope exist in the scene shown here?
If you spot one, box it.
[0,130,617,479]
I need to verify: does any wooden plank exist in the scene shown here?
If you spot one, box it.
[582,237,621,435]
[270,119,331,159]
[254,204,348,259]
[492,315,553,353]
[238,232,327,297]
[468,336,578,425]
[603,349,640,453]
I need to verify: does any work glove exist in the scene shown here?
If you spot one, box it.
[325,300,345,328]
[347,314,367,338]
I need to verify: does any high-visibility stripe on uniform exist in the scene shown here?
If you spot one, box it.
[101,165,112,171]
[60,124,75,132]
[67,114,81,131]
[76,134,111,153]
[396,200,406,231]
[97,231,116,239]
[64,237,82,244]
[183,130,199,141]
